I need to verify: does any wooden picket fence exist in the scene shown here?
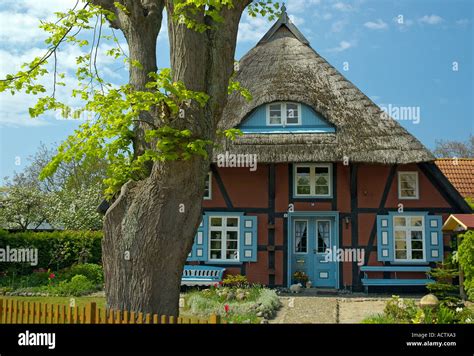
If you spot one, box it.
[0,299,221,324]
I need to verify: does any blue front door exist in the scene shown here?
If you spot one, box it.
[290,215,338,288]
[313,219,337,287]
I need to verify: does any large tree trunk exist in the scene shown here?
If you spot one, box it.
[98,0,249,315]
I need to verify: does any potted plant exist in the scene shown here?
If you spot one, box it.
[293,271,309,287]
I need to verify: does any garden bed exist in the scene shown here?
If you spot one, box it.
[363,295,474,324]
[181,275,281,324]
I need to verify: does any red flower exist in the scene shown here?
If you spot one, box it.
[49,273,55,279]
[214,283,218,288]
[224,304,229,313]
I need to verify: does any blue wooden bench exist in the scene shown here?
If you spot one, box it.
[181,266,226,286]
[360,266,434,292]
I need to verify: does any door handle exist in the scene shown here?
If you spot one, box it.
[313,248,317,254]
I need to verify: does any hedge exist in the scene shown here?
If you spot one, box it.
[0,230,102,275]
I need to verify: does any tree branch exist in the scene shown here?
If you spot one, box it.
[0,1,88,83]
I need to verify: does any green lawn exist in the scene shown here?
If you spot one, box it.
[0,296,106,309]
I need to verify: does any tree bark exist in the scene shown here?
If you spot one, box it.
[97,0,249,315]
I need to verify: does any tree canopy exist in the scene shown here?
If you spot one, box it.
[0,0,279,198]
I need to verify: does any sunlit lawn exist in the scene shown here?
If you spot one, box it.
[0,296,106,309]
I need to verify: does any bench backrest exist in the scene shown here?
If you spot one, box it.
[183,266,225,279]
[360,266,431,273]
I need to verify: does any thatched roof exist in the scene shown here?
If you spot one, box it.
[213,7,434,164]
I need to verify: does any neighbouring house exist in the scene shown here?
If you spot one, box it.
[185,7,472,292]
[442,214,474,233]
[435,158,474,201]
[442,214,474,299]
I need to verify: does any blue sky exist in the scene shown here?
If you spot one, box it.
[0,0,473,180]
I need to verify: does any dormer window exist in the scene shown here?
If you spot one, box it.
[267,102,301,126]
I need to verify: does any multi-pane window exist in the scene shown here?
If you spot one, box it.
[209,216,239,261]
[393,216,424,261]
[267,102,301,126]
[294,220,308,253]
[268,103,282,125]
[398,172,419,199]
[203,172,212,200]
[317,220,330,253]
[294,164,332,197]
[286,103,299,124]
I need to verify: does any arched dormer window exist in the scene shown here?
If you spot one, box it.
[267,102,301,126]
[237,101,335,134]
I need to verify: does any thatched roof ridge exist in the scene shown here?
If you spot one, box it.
[213,9,434,164]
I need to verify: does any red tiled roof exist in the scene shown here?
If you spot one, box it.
[435,159,474,199]
[453,214,474,229]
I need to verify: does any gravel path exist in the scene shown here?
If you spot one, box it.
[269,296,393,324]
[338,298,388,323]
[270,296,338,323]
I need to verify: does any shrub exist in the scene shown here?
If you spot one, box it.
[457,231,474,301]
[427,263,459,299]
[50,274,96,296]
[364,296,474,324]
[221,274,249,288]
[61,263,103,285]
[185,286,281,323]
[383,295,418,322]
[0,230,102,276]
[363,314,397,324]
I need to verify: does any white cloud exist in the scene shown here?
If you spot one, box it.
[327,40,355,52]
[456,19,470,26]
[287,0,321,13]
[331,20,347,33]
[364,19,388,30]
[322,13,333,21]
[237,14,272,43]
[419,15,444,25]
[393,16,414,31]
[0,0,79,46]
[0,12,47,45]
[289,15,305,26]
[2,0,78,18]
[332,2,353,12]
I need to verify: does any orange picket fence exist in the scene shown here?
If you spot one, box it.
[0,298,221,324]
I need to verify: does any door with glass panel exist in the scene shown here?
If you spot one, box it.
[313,219,336,287]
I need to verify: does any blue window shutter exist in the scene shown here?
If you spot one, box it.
[187,216,208,262]
[425,215,443,262]
[240,216,258,262]
[377,215,393,262]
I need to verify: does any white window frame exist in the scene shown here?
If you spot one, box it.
[294,163,332,197]
[393,215,425,262]
[208,216,240,262]
[398,171,419,200]
[266,102,302,126]
[203,172,212,200]
[316,219,331,254]
[294,219,309,254]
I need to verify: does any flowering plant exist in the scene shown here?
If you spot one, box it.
[47,269,56,285]
[293,271,309,284]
